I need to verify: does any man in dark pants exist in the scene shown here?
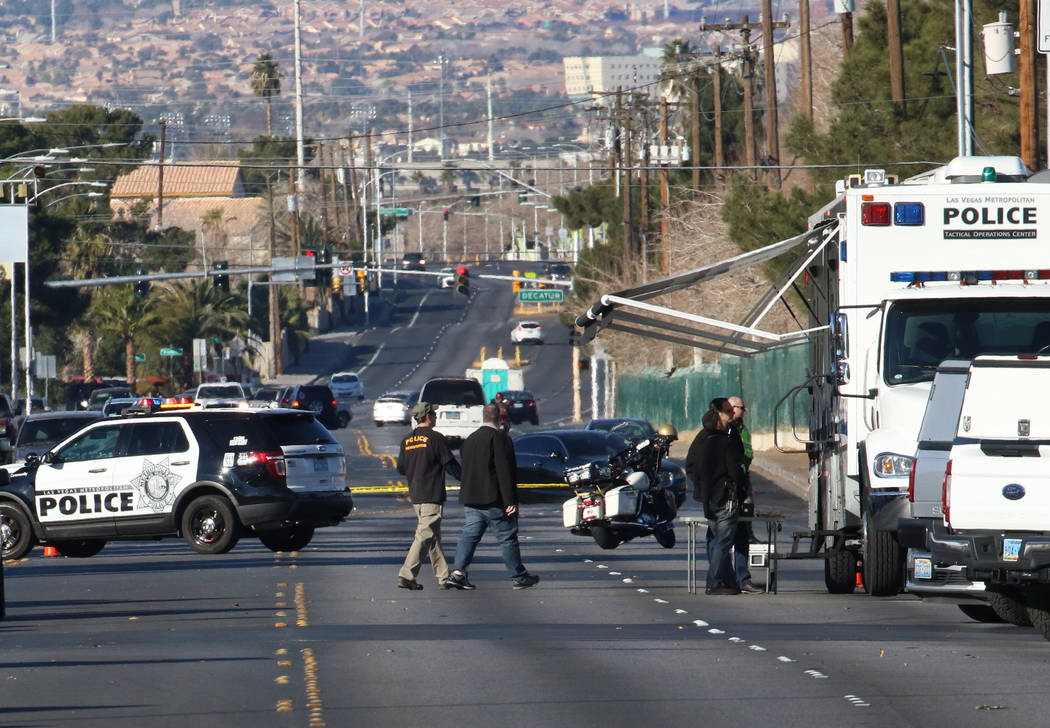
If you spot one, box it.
[728,396,761,593]
[396,401,461,590]
[686,402,745,595]
[445,404,540,590]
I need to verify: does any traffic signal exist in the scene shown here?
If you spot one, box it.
[455,265,470,297]
[212,261,229,292]
[134,267,150,299]
[317,248,332,286]
[302,250,317,285]
[442,208,449,222]
[332,275,342,293]
[356,268,366,295]
[471,195,480,207]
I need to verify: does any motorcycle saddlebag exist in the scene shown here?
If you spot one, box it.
[604,485,640,519]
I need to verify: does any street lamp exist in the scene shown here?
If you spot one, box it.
[43,191,104,208]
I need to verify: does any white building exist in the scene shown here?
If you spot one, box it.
[563,50,664,101]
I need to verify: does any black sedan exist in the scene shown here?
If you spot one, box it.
[513,429,687,497]
[585,417,656,445]
[495,390,539,425]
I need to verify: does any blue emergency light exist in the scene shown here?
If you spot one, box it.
[893,202,924,225]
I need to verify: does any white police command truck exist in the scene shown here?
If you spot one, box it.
[575,155,1050,596]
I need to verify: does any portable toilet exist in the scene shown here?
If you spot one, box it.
[480,358,510,402]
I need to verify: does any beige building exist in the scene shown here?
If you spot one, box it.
[563,52,664,100]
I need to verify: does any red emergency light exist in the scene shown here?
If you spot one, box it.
[860,202,891,226]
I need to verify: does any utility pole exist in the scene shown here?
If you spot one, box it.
[690,70,701,195]
[156,120,166,230]
[289,164,300,259]
[713,47,724,183]
[659,98,670,275]
[639,104,650,276]
[1020,0,1038,169]
[887,0,905,111]
[618,88,634,275]
[800,0,813,121]
[267,175,282,376]
[840,4,854,56]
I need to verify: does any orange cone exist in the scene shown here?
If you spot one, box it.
[42,546,59,557]
[855,570,864,589]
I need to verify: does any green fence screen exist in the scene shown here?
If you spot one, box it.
[615,344,810,435]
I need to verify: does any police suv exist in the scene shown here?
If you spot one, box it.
[0,406,353,560]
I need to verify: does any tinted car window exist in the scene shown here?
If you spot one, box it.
[198,416,281,453]
[331,374,358,385]
[19,417,99,446]
[198,385,244,398]
[558,432,628,457]
[126,422,189,456]
[299,386,335,402]
[58,424,124,462]
[421,380,485,406]
[515,435,566,456]
[264,414,337,445]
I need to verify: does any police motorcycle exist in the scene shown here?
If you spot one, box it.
[561,424,682,550]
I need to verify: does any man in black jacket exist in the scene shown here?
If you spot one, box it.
[396,401,462,590]
[445,404,540,590]
[686,402,744,595]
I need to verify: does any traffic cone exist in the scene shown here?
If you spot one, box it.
[42,546,58,557]
[855,570,864,589]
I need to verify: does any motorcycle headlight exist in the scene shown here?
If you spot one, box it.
[873,452,913,478]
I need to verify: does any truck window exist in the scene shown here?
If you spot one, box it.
[420,380,485,406]
[883,298,1050,385]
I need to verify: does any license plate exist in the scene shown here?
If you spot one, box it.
[581,505,602,521]
[445,412,460,420]
[513,402,523,408]
[313,459,328,473]
[1003,538,1022,562]
[914,557,932,580]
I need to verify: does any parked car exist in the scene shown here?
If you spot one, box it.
[546,262,573,281]
[329,372,365,400]
[102,397,145,417]
[513,429,687,501]
[372,390,417,427]
[8,411,103,464]
[84,386,134,411]
[194,383,249,408]
[0,408,353,560]
[585,418,657,445]
[494,390,539,426]
[278,384,341,429]
[13,398,49,415]
[249,387,283,408]
[511,321,544,344]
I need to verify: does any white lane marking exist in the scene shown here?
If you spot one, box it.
[675,609,688,614]
[390,326,402,333]
[804,670,829,679]
[622,578,634,583]
[583,559,593,563]
[728,637,745,643]
[777,656,795,663]
[654,598,669,604]
[608,571,621,575]
[358,342,386,373]
[692,619,709,627]
[636,588,649,593]
[749,645,767,652]
[408,292,430,328]
[708,628,726,635]
[844,695,870,707]
[554,548,563,552]
[597,564,608,569]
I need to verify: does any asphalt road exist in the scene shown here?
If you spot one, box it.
[3,272,1049,726]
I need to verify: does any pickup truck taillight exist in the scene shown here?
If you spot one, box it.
[907,459,917,502]
[942,460,952,525]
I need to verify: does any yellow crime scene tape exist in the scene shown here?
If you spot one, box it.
[348,483,569,494]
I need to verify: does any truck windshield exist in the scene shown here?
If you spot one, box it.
[883,298,1050,385]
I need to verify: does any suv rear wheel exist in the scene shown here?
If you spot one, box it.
[181,495,241,554]
[0,502,35,560]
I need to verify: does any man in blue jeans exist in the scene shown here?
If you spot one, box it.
[445,404,540,590]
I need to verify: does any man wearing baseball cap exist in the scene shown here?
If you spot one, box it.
[395,401,461,590]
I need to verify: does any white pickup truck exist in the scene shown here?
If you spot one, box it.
[926,355,1050,639]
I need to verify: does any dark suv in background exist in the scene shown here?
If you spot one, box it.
[278,384,340,430]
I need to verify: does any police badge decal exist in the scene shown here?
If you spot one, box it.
[130,458,183,512]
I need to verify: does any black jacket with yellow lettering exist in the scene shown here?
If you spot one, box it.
[397,426,462,504]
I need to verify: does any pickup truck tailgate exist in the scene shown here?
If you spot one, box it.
[948,442,1050,530]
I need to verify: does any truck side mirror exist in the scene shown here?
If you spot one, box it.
[832,312,849,359]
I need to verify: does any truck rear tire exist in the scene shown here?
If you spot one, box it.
[988,589,1031,627]
[824,547,857,594]
[863,514,904,596]
[1025,588,1050,639]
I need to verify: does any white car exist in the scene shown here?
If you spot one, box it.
[438,267,456,288]
[511,321,544,344]
[372,390,417,427]
[194,383,249,408]
[329,372,365,400]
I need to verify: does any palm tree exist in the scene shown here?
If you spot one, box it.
[250,52,281,136]
[87,285,161,384]
[278,286,312,365]
[154,281,248,387]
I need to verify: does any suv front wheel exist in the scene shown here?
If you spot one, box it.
[259,523,315,552]
[181,494,241,554]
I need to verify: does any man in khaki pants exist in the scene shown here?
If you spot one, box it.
[396,402,462,590]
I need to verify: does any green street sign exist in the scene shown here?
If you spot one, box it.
[379,207,413,217]
[518,289,564,303]
[134,353,146,362]
[160,347,183,357]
